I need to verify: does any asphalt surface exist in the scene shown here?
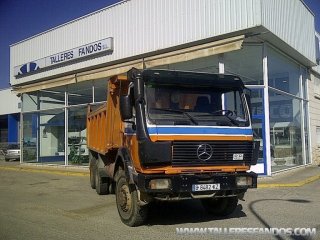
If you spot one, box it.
[0,164,319,240]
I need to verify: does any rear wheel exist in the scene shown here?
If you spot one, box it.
[89,151,96,189]
[115,169,148,226]
[90,165,96,189]
[95,167,109,195]
[201,197,238,217]
[109,180,115,194]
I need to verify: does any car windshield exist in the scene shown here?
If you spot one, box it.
[145,83,249,127]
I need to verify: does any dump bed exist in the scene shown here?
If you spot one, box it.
[87,75,127,155]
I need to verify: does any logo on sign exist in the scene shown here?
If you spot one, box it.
[18,62,40,75]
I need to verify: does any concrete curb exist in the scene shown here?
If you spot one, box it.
[258,174,320,188]
[0,165,89,177]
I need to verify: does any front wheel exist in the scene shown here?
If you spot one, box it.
[115,169,148,227]
[201,197,238,217]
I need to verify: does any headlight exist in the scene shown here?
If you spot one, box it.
[149,179,171,190]
[236,176,253,187]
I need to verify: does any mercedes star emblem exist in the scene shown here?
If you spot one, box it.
[197,144,213,161]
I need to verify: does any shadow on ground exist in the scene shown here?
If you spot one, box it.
[249,198,313,240]
[147,199,246,226]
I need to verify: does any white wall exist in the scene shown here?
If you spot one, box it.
[261,0,316,63]
[0,88,21,115]
[10,0,263,86]
[309,73,320,165]
[10,0,316,88]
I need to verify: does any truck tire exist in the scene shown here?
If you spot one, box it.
[89,151,96,189]
[201,197,238,217]
[109,181,115,194]
[115,169,148,227]
[90,165,96,189]
[95,167,109,195]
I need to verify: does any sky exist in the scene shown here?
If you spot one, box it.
[0,0,319,89]
[0,0,119,89]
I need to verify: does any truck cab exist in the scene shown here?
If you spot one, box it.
[87,68,259,226]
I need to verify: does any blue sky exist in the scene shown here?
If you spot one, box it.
[0,0,319,89]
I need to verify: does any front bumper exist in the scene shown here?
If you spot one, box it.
[5,154,20,160]
[135,171,257,195]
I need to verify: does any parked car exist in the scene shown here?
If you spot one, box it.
[4,144,21,161]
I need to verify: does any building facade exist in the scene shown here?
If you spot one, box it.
[0,88,21,146]
[309,32,320,165]
[9,0,319,175]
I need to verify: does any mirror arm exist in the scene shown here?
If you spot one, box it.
[124,120,136,130]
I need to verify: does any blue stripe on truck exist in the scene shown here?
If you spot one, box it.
[147,126,253,135]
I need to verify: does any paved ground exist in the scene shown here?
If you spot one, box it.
[0,162,319,240]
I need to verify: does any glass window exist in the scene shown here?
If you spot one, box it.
[39,108,65,164]
[268,73,290,94]
[146,83,249,127]
[0,116,8,143]
[304,101,310,164]
[68,81,93,105]
[252,117,264,163]
[224,91,246,119]
[224,44,263,85]
[22,92,38,112]
[22,113,38,163]
[39,86,65,110]
[314,76,320,99]
[301,67,308,100]
[269,89,303,172]
[93,78,108,103]
[249,89,264,163]
[248,88,264,116]
[267,46,300,97]
[67,106,89,166]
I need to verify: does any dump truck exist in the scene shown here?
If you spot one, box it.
[87,68,259,226]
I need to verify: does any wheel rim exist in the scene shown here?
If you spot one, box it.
[118,184,132,213]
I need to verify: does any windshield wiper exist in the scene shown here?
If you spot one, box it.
[150,108,198,125]
[194,111,246,127]
[222,114,241,126]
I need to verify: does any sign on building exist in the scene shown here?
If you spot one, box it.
[14,37,113,77]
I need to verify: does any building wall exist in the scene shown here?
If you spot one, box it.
[309,73,320,165]
[261,0,316,62]
[10,0,316,87]
[0,89,20,115]
[10,0,263,86]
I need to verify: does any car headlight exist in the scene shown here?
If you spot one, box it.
[149,179,171,190]
[236,176,253,187]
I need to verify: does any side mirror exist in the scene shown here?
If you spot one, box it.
[245,93,252,118]
[120,95,133,121]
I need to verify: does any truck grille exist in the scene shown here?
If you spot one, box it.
[172,141,253,166]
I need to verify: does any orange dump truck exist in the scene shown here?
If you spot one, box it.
[87,68,259,226]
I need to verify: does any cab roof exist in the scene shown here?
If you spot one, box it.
[142,69,245,89]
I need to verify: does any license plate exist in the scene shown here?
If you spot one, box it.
[233,153,244,160]
[192,183,220,192]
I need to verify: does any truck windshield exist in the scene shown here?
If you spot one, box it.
[145,83,249,127]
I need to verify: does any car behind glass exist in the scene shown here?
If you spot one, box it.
[4,144,20,161]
